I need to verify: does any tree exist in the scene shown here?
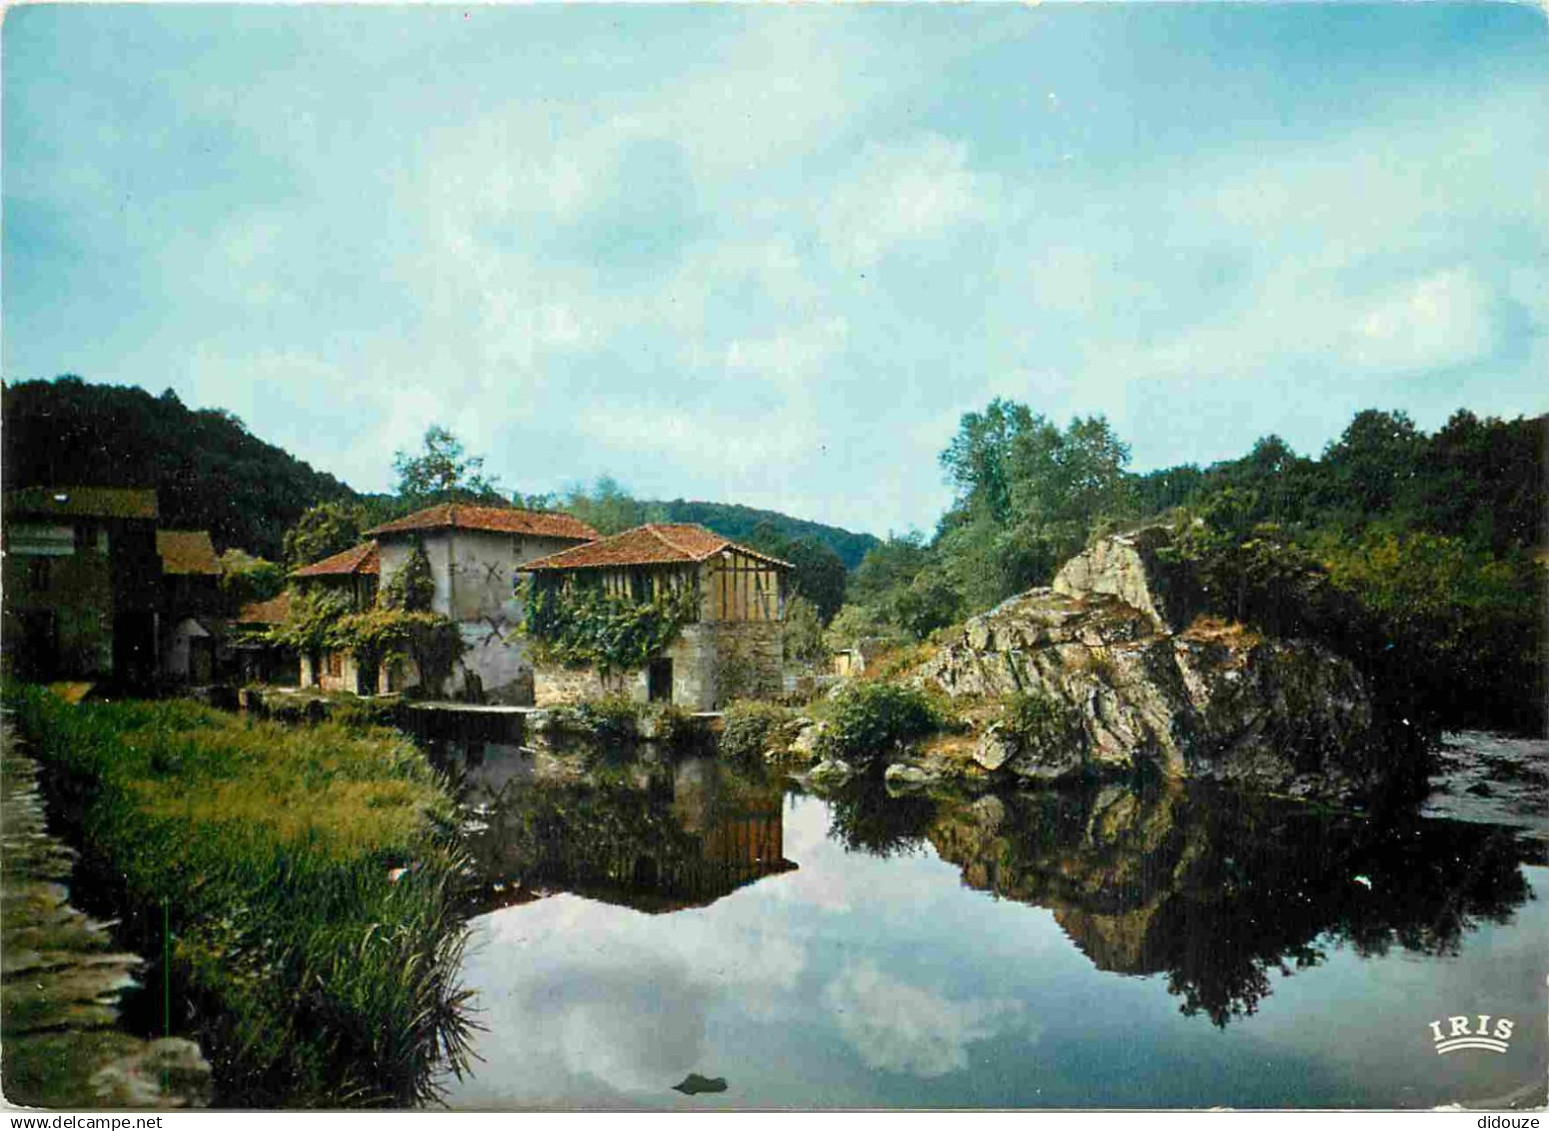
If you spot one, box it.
[283,502,369,570]
[939,398,1043,524]
[391,426,504,506]
[558,475,661,535]
[217,549,285,608]
[742,522,848,624]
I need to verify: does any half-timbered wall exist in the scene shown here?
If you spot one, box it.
[702,552,783,623]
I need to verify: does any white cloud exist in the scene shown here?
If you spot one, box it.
[1349,267,1501,374]
[823,135,1000,269]
[823,961,1032,1078]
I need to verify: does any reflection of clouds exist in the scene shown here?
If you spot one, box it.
[456,893,808,1104]
[822,961,1033,1078]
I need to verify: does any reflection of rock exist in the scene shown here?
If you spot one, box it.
[808,758,853,789]
[884,763,932,792]
[922,781,1533,1026]
[915,529,1379,797]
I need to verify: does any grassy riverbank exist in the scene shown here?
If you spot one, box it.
[7,686,474,1108]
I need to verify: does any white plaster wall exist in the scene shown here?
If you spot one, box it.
[377,528,590,703]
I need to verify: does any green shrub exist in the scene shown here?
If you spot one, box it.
[641,701,697,745]
[1002,690,1083,762]
[816,682,942,765]
[6,686,473,1108]
[553,695,639,744]
[720,700,794,761]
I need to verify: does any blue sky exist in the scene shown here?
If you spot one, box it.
[4,3,1546,537]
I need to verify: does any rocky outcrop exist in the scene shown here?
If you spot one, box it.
[914,528,1381,798]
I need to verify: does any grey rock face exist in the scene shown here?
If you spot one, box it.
[915,530,1378,797]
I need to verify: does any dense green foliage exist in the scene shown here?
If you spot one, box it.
[216,548,285,607]
[282,501,371,570]
[816,682,944,765]
[380,543,436,612]
[2,376,354,559]
[520,577,700,675]
[8,686,474,1107]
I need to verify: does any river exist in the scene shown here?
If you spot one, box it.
[421,729,1547,1110]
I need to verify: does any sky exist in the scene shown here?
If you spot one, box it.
[4,2,1547,538]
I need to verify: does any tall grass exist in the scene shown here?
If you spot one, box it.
[7,686,475,1108]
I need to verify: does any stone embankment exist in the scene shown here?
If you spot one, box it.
[1,718,209,1109]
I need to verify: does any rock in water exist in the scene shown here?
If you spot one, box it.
[673,1073,728,1095]
[914,528,1380,798]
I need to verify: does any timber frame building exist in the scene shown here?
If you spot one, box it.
[522,523,791,710]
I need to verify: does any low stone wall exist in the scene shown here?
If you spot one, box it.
[533,621,784,711]
[534,665,643,707]
[1,718,210,1108]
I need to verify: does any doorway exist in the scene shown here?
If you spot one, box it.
[647,657,673,703]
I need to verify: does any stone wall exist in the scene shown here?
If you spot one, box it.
[532,620,784,711]
[534,664,644,707]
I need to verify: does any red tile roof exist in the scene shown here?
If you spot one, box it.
[364,504,598,542]
[291,540,380,578]
[4,486,158,520]
[238,591,293,624]
[156,530,221,575]
[522,524,792,571]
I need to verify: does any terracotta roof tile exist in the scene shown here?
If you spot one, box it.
[156,530,221,575]
[238,591,293,624]
[291,540,380,578]
[4,486,158,520]
[364,503,598,542]
[522,524,792,571]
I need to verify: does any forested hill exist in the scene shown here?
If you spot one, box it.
[3,377,353,559]
[2,376,883,569]
[653,500,880,569]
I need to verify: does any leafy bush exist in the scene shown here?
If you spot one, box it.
[816,682,942,765]
[7,686,474,1107]
[1002,690,1084,763]
[641,702,697,745]
[720,700,794,761]
[380,542,437,612]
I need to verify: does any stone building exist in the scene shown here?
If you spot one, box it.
[155,529,223,684]
[1,487,162,684]
[364,504,599,703]
[522,523,791,710]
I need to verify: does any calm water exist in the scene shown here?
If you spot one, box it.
[423,733,1548,1110]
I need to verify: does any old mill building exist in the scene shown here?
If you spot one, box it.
[522,523,792,711]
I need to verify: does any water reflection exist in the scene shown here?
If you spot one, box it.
[413,727,1544,1108]
[923,782,1534,1026]
[428,739,797,916]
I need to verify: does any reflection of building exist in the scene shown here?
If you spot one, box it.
[455,751,797,916]
[1,487,161,684]
[524,524,791,710]
[365,505,598,703]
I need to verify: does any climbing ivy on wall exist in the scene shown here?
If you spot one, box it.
[519,576,700,676]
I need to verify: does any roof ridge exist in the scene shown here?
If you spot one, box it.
[648,523,716,560]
